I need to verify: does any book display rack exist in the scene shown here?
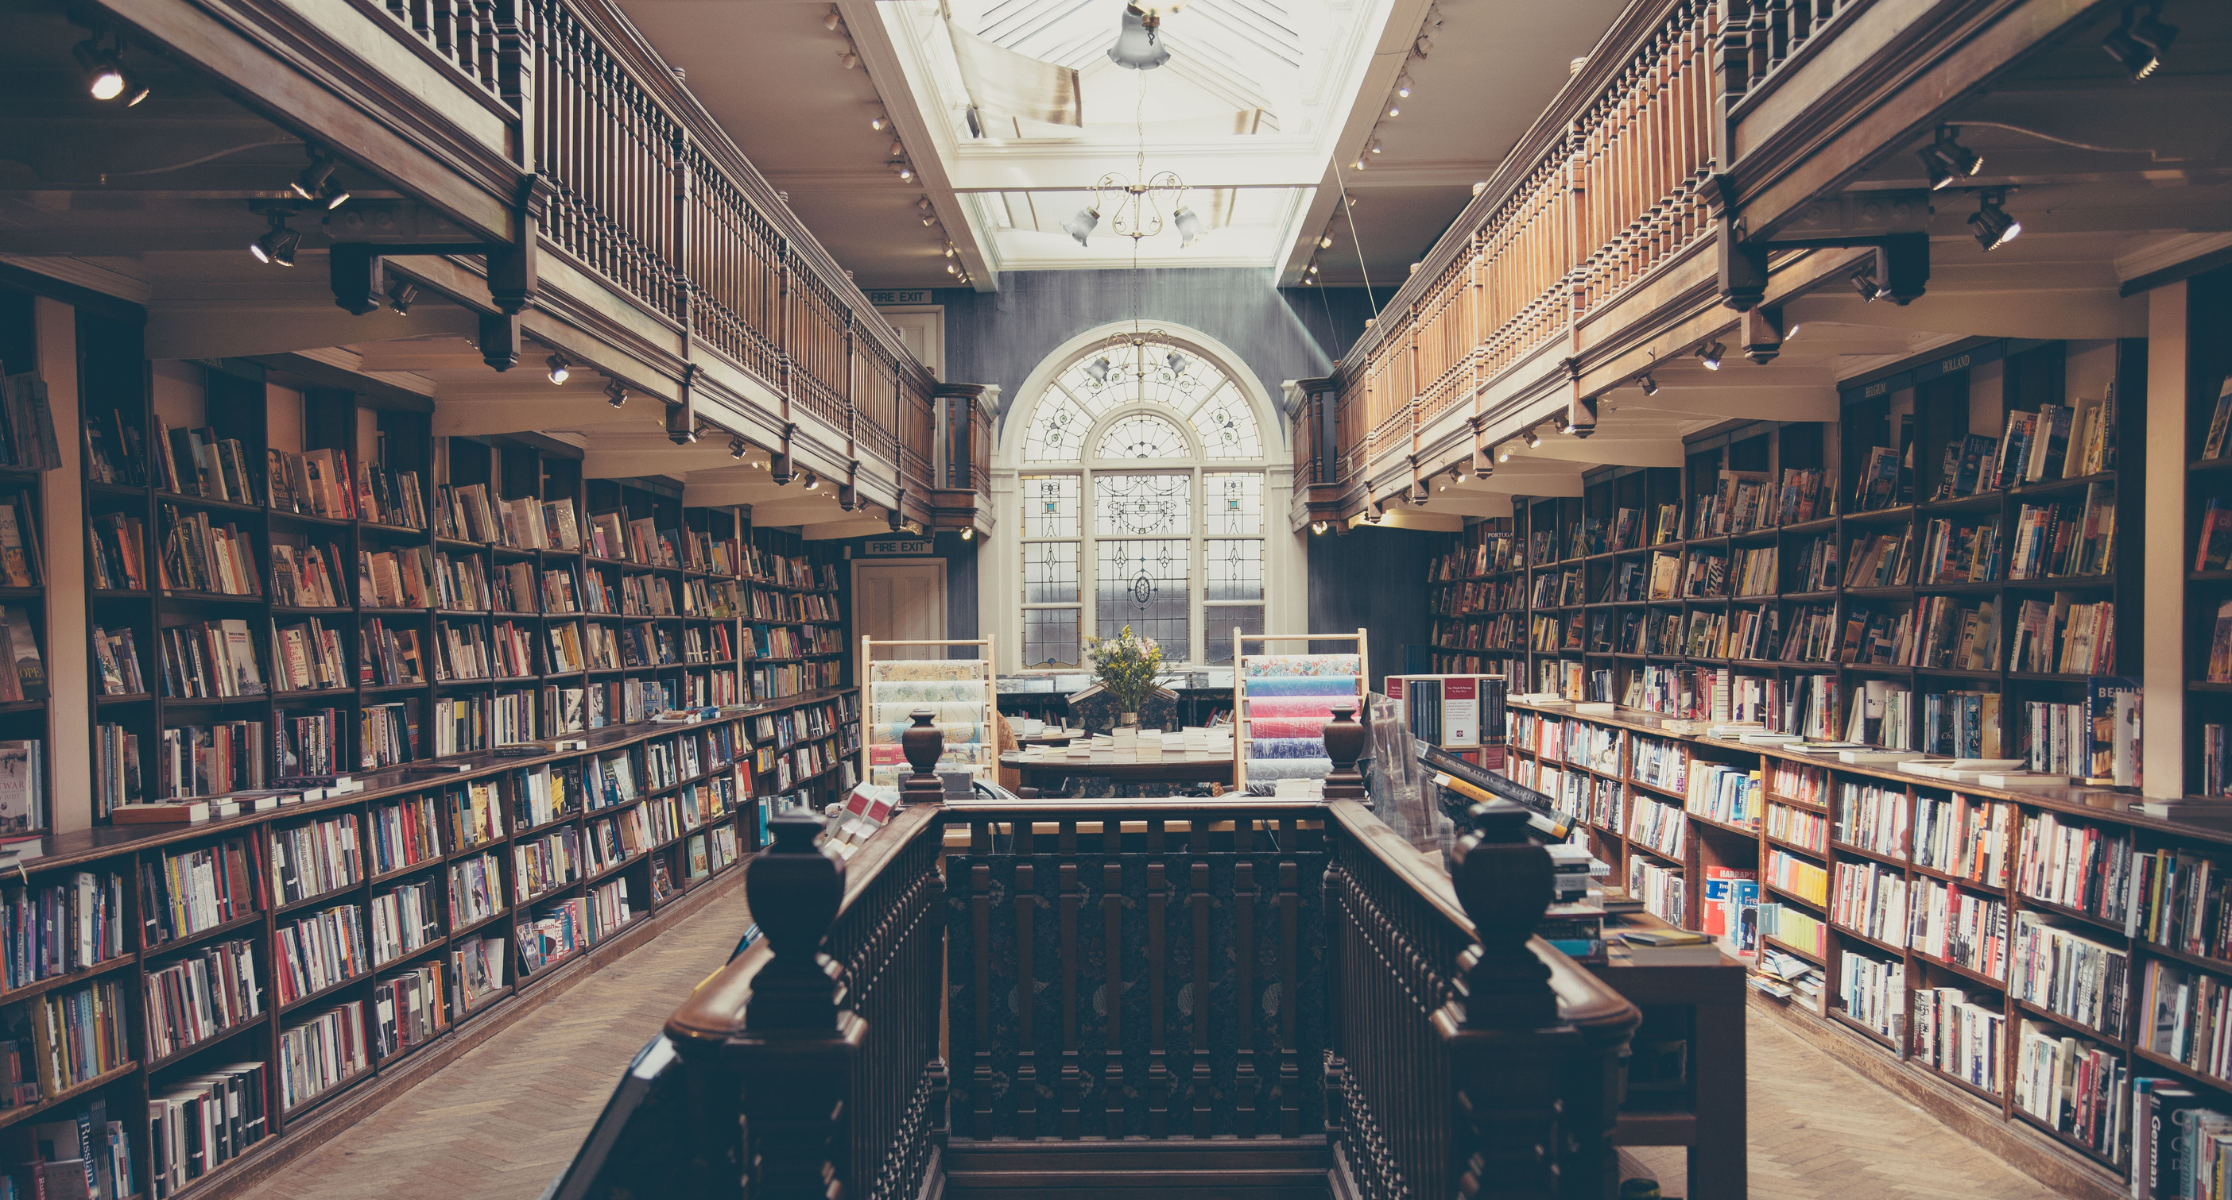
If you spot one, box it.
[74,357,856,824]
[858,638,993,787]
[1232,631,1367,788]
[1433,341,2141,758]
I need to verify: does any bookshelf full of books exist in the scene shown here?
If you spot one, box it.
[0,692,847,1198]
[2187,270,2232,800]
[1429,338,2139,777]
[75,363,863,827]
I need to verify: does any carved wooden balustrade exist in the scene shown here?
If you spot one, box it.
[630,708,1638,1200]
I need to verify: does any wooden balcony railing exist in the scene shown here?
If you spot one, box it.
[1722,0,1865,109]
[1330,0,1721,504]
[586,714,1638,1200]
[378,0,521,101]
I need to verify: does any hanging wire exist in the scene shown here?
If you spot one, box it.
[1331,160,1378,319]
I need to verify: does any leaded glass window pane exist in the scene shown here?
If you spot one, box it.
[1096,413,1190,460]
[1204,473,1263,535]
[1022,392,1090,463]
[1206,539,1263,601]
[1094,474,1191,537]
[1021,475,1080,539]
[1024,609,1081,668]
[1204,605,1263,666]
[1023,541,1078,604]
[1096,539,1188,652]
[1189,391,1260,459]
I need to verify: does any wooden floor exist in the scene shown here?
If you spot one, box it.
[239,892,2065,1200]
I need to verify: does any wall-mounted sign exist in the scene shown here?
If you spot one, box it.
[867,290,931,306]
[866,538,934,556]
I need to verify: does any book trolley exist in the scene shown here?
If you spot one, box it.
[859,637,996,787]
[1231,629,1367,789]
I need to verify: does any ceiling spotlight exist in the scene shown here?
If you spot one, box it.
[840,49,860,69]
[1414,34,1432,56]
[249,211,300,267]
[890,139,906,157]
[1303,275,1316,286]
[1173,205,1204,247]
[1445,465,1461,483]
[1553,415,1574,434]
[546,354,570,385]
[1395,72,1413,99]
[1639,373,1658,396]
[1108,4,1171,70]
[1852,264,1881,302]
[803,472,820,491]
[1369,139,1384,155]
[946,261,960,275]
[1084,356,1112,384]
[871,111,889,131]
[1522,427,1542,449]
[960,527,975,541]
[606,380,626,408]
[1351,156,1367,172]
[1063,206,1101,246]
[1311,521,1328,535]
[894,161,915,182]
[1307,261,1320,275]
[386,279,417,316]
[729,437,747,460]
[823,10,841,30]
[1318,234,1334,249]
[1916,126,1983,191]
[1385,102,1400,118]
[2102,3,2176,81]
[943,243,957,258]
[1698,341,1725,371]
[922,214,939,228]
[1968,189,2020,251]
[290,154,350,209]
[74,37,148,106]
[1497,444,1513,463]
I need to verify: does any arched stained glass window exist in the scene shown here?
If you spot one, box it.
[1016,340,1270,668]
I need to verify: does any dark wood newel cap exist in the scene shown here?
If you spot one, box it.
[742,812,846,1032]
[1452,800,1557,1031]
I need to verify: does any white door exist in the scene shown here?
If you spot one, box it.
[853,560,947,660]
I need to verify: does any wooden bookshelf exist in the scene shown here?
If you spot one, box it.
[2185,265,2232,795]
[1428,338,2143,767]
[1499,695,2179,1193]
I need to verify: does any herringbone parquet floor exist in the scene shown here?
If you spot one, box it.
[239,889,2065,1200]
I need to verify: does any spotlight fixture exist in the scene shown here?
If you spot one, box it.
[943,244,957,258]
[2101,2,2176,81]
[960,527,975,541]
[290,154,350,210]
[1311,520,1328,535]
[1084,356,1112,384]
[922,214,939,228]
[1395,72,1413,98]
[248,211,300,267]
[823,10,841,30]
[893,161,915,182]
[729,437,747,460]
[1522,427,1542,450]
[802,472,820,491]
[1851,263,1881,302]
[606,380,626,408]
[1307,262,1320,276]
[1385,101,1400,118]
[1351,156,1367,172]
[1915,126,1983,191]
[1968,189,2020,251]
[1063,206,1101,247]
[1639,373,1658,396]
[1497,444,1513,463]
[1173,205,1204,247]
[840,49,860,69]
[1369,139,1384,155]
[545,354,570,385]
[1445,465,1461,484]
[870,111,889,131]
[1552,415,1574,435]
[946,262,960,276]
[1318,234,1334,249]
[386,279,416,316]
[73,35,148,106]
[1698,341,1725,371]
[890,139,906,157]
[1303,275,1316,286]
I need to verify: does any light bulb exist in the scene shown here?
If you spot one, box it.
[1395,73,1413,98]
[1369,139,1383,155]
[960,527,974,540]
[546,355,569,385]
[1318,234,1333,249]
[870,112,888,131]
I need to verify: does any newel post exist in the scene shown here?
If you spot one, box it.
[1440,800,1583,1200]
[899,708,946,807]
[729,814,865,1200]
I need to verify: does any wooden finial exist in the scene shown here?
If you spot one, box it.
[1451,800,1556,1031]
[1322,703,1367,800]
[742,813,846,1031]
[900,708,946,806]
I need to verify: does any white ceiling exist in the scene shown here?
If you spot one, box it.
[613,0,1627,289]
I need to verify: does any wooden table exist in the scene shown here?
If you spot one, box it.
[999,749,1236,793]
[1588,915,1747,1200]
[1018,729,1083,748]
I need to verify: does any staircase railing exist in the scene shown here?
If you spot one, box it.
[612,711,1638,1200]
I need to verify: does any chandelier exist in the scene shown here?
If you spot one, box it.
[1063,169,1202,248]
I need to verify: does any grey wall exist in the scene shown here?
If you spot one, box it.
[1307,525,1442,694]
[933,271,1390,425]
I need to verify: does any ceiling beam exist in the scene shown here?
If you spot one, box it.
[433,398,675,438]
[1501,437,1685,469]
[1613,383,1840,423]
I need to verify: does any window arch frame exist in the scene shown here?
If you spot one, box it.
[1012,334,1279,669]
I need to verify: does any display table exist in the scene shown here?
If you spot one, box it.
[998,748,1237,793]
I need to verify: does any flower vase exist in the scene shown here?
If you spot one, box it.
[1119,711,1139,728]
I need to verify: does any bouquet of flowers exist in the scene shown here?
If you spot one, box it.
[1084,625,1164,714]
